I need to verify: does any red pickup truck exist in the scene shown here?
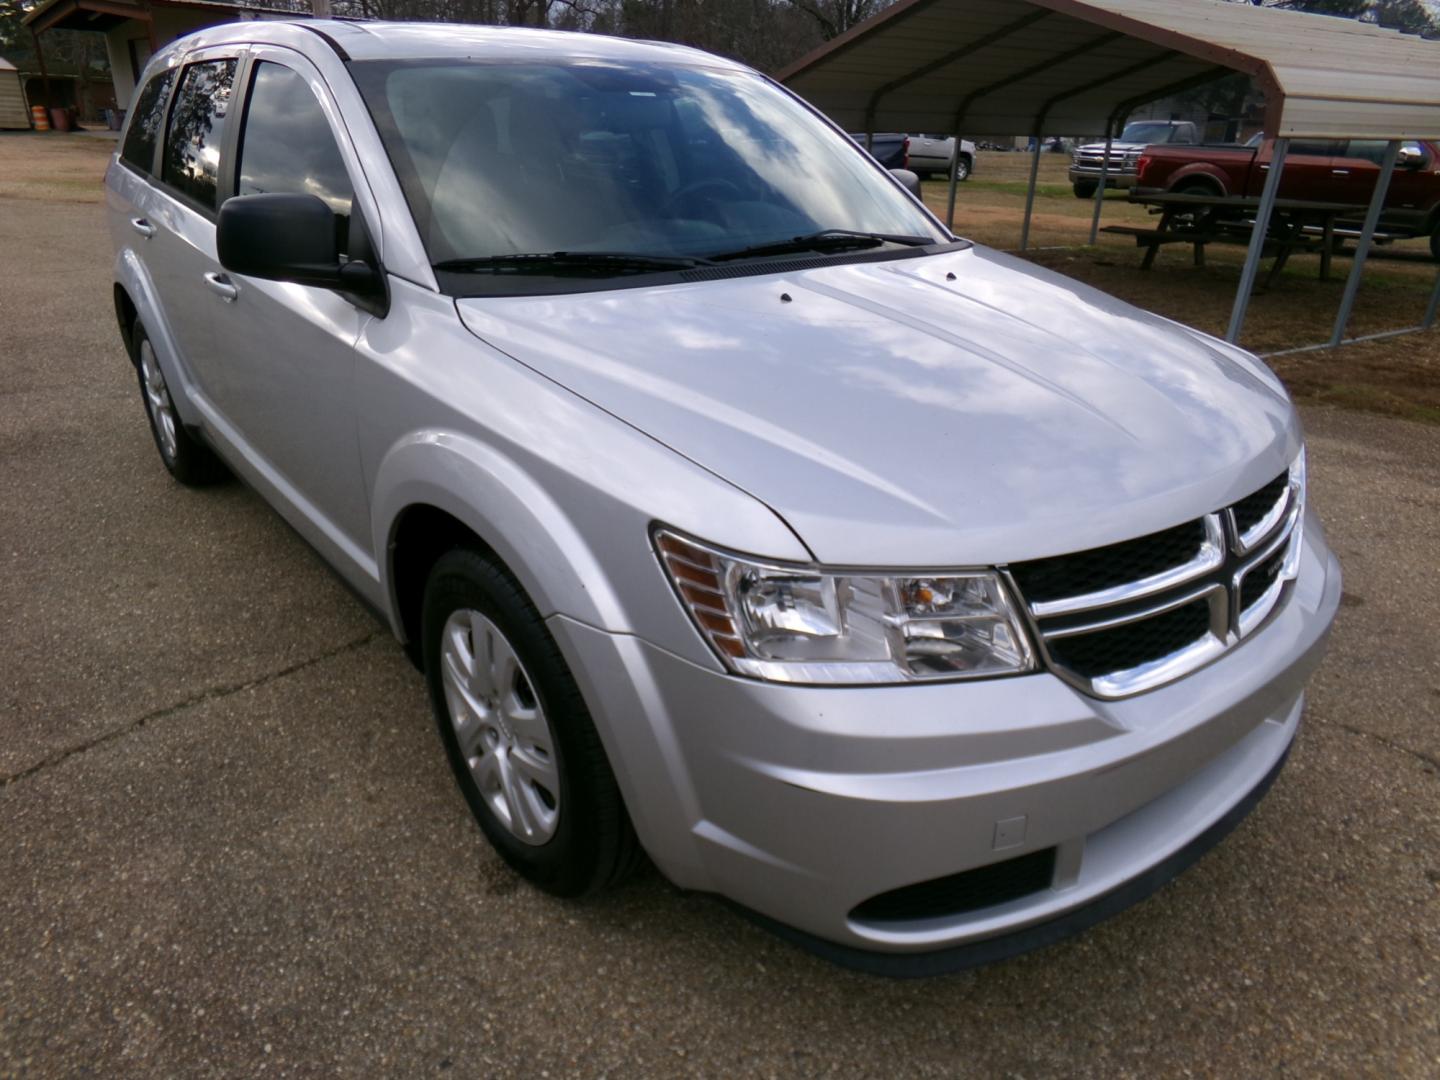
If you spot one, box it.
[1135,137,1440,259]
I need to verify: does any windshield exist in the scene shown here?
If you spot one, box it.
[351,59,946,280]
[1119,122,1182,144]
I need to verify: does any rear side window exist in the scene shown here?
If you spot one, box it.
[236,61,354,251]
[1288,140,1341,158]
[120,68,176,174]
[162,59,237,212]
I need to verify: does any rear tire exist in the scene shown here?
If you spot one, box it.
[422,547,640,896]
[1073,180,1097,199]
[132,323,228,486]
[1430,227,1439,262]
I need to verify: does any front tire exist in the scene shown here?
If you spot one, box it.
[421,547,639,896]
[953,155,971,182]
[1430,227,1439,262]
[1073,180,1097,199]
[132,323,228,486]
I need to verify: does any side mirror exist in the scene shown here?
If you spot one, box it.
[1397,144,1425,169]
[217,193,383,300]
[889,168,922,198]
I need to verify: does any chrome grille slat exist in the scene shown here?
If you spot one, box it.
[1230,477,1292,554]
[1028,514,1225,618]
[1010,468,1302,699]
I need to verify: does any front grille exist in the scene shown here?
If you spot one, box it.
[1231,471,1288,538]
[1010,471,1303,698]
[1009,520,1206,604]
[850,848,1057,924]
[1241,546,1286,611]
[1047,599,1212,679]
[1074,151,1139,173]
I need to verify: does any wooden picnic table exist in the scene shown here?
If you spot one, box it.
[1104,192,1371,284]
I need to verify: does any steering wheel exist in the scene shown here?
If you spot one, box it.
[661,178,742,218]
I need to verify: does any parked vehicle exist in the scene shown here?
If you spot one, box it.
[108,21,1339,974]
[1070,119,1199,198]
[847,131,909,170]
[907,134,977,180]
[1136,136,1440,259]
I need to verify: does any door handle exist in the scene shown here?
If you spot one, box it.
[130,217,155,238]
[1258,163,1269,170]
[202,271,239,302]
[1331,169,1350,175]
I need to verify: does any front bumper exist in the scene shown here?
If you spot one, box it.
[1069,166,1138,188]
[551,513,1340,968]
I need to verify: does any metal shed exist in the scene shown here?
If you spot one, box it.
[0,58,29,130]
[779,0,1440,347]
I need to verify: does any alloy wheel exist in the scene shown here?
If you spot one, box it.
[440,608,561,845]
[139,340,178,462]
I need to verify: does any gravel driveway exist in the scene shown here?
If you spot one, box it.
[1,147,1437,1077]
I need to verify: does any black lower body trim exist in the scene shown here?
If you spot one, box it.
[726,737,1293,978]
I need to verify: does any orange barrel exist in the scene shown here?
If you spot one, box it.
[31,105,50,132]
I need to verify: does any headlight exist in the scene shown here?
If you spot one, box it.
[654,529,1036,685]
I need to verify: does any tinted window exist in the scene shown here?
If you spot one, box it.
[162,59,237,212]
[236,62,353,249]
[1343,140,1389,164]
[1289,140,1341,157]
[120,68,176,174]
[1342,140,1422,166]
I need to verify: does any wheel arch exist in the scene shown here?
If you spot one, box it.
[113,283,139,361]
[112,248,205,425]
[375,431,630,663]
[1167,166,1228,197]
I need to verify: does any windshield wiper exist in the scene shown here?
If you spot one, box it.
[433,251,707,275]
[706,229,934,262]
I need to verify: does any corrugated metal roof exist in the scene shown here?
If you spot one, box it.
[778,0,1440,140]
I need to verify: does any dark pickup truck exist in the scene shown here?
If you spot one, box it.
[1135,136,1440,259]
[848,132,910,171]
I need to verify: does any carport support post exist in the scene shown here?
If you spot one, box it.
[1425,270,1440,330]
[1225,137,1289,344]
[1020,134,1043,251]
[945,118,966,231]
[1088,126,1114,245]
[1329,139,1400,347]
[30,28,53,111]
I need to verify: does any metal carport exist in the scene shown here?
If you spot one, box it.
[778,0,1440,348]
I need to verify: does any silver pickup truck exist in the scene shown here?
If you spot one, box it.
[908,134,978,180]
[1070,119,1198,198]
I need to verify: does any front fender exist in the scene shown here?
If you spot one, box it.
[371,429,629,637]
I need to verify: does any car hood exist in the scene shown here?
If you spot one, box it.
[1077,141,1146,154]
[456,247,1298,566]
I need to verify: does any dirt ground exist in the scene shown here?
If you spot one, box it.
[4,134,1437,423]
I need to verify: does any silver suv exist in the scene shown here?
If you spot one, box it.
[107,21,1340,975]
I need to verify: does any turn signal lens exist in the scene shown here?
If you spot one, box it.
[655,529,1035,685]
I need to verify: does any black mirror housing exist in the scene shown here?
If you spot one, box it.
[217,194,387,316]
[889,168,922,198]
[218,193,346,287]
